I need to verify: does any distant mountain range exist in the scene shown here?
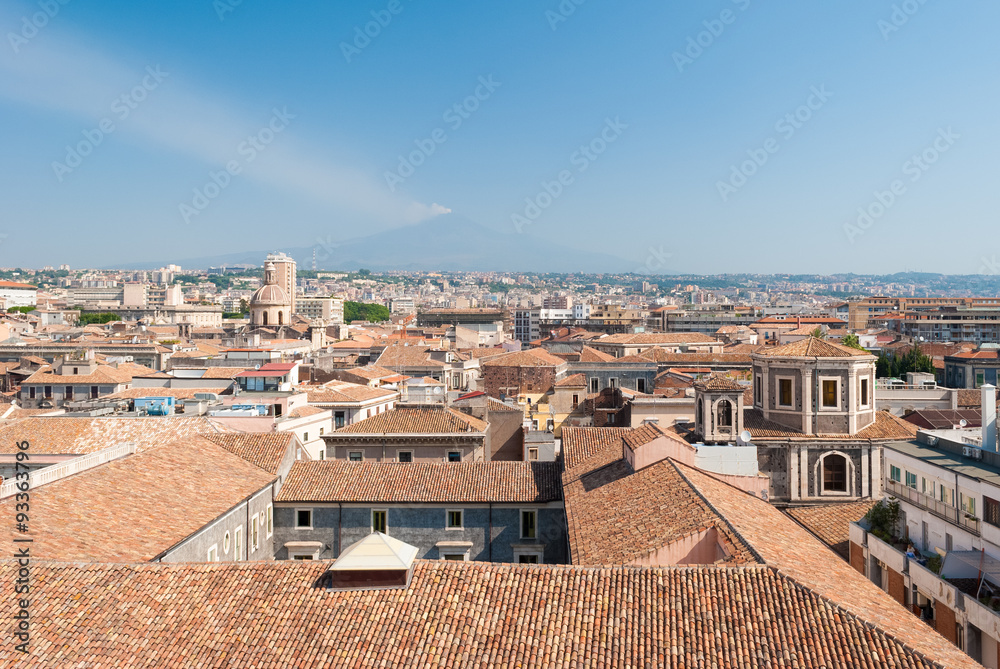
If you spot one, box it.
[115,214,635,273]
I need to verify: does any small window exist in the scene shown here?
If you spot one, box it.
[754,375,762,405]
[572,394,579,408]
[223,532,231,554]
[446,510,463,529]
[442,553,467,561]
[28,387,35,399]
[822,380,838,408]
[44,385,52,399]
[292,554,314,561]
[984,496,1000,528]
[303,432,309,442]
[448,452,461,463]
[636,378,646,394]
[521,510,537,539]
[65,386,73,400]
[319,427,325,436]
[90,385,99,398]
[518,554,539,564]
[823,454,847,492]
[398,451,413,463]
[250,519,259,553]
[607,413,615,425]
[372,509,387,533]
[266,505,273,538]
[207,545,218,562]
[590,378,599,393]
[296,509,313,529]
[889,465,901,483]
[778,379,793,407]
[527,448,539,461]
[349,451,363,462]
[234,526,243,560]
[905,471,917,489]
[335,411,346,428]
[860,378,870,407]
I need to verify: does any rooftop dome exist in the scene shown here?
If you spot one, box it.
[250,283,290,305]
[250,261,290,306]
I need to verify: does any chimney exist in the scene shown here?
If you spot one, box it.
[982,384,997,452]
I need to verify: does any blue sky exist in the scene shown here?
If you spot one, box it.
[1,0,997,273]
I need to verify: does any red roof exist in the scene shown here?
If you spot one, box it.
[0,280,36,289]
[235,363,296,378]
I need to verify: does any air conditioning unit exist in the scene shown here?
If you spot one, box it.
[963,446,984,460]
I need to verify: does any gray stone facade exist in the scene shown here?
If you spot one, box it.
[273,502,567,564]
[161,486,275,562]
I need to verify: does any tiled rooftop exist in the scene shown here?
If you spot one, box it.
[204,432,294,474]
[0,559,968,668]
[0,437,275,562]
[564,457,757,566]
[276,461,562,503]
[785,501,877,560]
[481,348,566,367]
[298,381,397,403]
[753,338,872,358]
[561,426,631,472]
[333,407,487,435]
[744,409,918,441]
[0,416,233,455]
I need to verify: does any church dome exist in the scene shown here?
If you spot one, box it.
[250,283,289,306]
[250,261,290,306]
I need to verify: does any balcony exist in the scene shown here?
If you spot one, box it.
[886,478,980,535]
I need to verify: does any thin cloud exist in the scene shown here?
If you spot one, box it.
[0,13,448,224]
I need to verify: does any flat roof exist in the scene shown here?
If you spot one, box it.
[885,439,1000,486]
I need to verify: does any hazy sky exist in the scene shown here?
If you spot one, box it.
[1,1,997,273]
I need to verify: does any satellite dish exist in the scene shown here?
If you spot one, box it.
[960,419,968,428]
[739,430,752,444]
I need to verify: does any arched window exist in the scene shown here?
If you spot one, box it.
[823,454,847,492]
[262,311,268,326]
[717,400,732,428]
[278,311,283,325]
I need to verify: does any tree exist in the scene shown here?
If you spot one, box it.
[344,301,390,323]
[239,298,249,314]
[841,333,866,350]
[875,345,935,379]
[810,327,826,339]
[79,312,120,325]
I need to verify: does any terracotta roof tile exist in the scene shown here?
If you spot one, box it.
[0,437,275,561]
[334,407,487,434]
[785,501,877,560]
[0,559,969,668]
[277,461,561,503]
[754,338,872,358]
[205,432,295,474]
[481,348,566,368]
[0,416,233,455]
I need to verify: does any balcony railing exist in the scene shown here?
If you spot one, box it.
[886,479,981,535]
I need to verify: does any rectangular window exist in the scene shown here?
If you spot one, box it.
[91,385,99,398]
[372,509,387,533]
[65,386,73,400]
[889,465,901,482]
[207,545,218,562]
[295,508,312,529]
[28,387,35,399]
[234,526,243,560]
[528,448,539,461]
[303,432,309,442]
[921,477,927,494]
[250,517,259,552]
[442,553,467,561]
[448,452,461,463]
[607,413,615,425]
[349,451,363,462]
[446,510,463,529]
[984,497,1000,528]
[521,510,537,539]
[266,505,273,538]
[860,378,870,407]
[754,375,762,405]
[518,554,539,564]
[590,378,599,393]
[905,471,917,489]
[572,394,579,408]
[778,379,793,407]
[397,451,413,463]
[636,378,646,394]
[822,380,838,408]
[44,385,52,399]
[335,411,346,428]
